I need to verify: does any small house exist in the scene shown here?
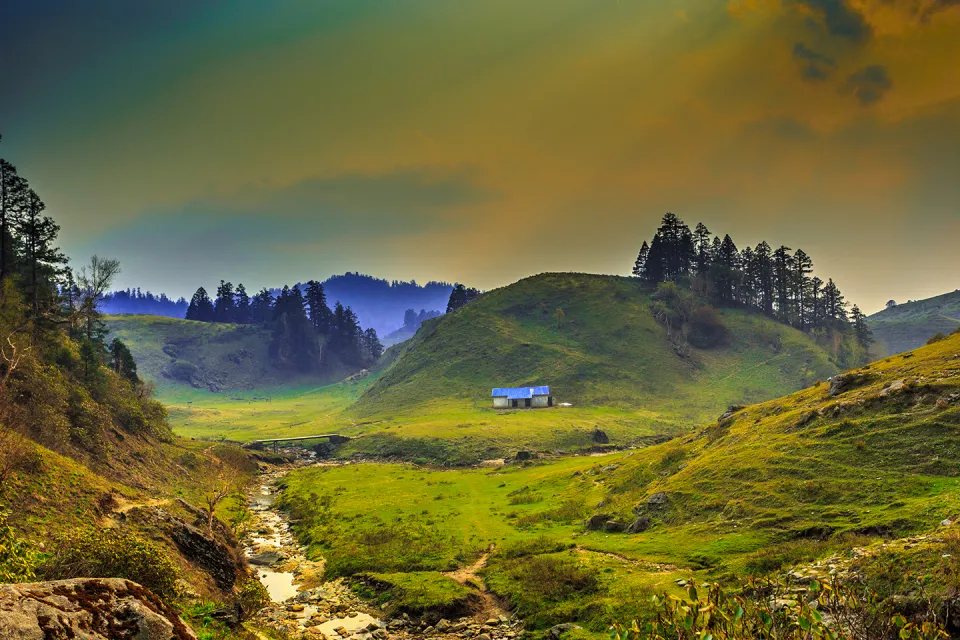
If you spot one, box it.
[492,386,552,409]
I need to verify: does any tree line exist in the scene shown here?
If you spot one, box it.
[185,280,382,372]
[100,288,188,317]
[632,213,872,362]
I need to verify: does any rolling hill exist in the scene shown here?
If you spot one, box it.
[105,314,356,395]
[355,272,840,421]
[868,289,960,356]
[280,330,960,632]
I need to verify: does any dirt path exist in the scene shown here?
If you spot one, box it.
[442,548,508,621]
[576,545,681,573]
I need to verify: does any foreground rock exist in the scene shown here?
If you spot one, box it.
[0,578,196,640]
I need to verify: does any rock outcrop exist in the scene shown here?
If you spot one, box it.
[0,578,196,640]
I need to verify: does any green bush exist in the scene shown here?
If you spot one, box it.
[613,578,948,640]
[0,507,40,583]
[688,306,731,349]
[927,333,948,345]
[39,527,182,602]
[168,360,199,382]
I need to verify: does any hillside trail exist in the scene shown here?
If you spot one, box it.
[576,546,681,573]
[441,547,509,621]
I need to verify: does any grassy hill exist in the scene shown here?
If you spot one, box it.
[106,314,354,394]
[868,289,960,356]
[339,273,842,460]
[278,331,960,632]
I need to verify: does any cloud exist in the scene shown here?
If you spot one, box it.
[791,0,871,42]
[792,42,837,81]
[843,65,892,105]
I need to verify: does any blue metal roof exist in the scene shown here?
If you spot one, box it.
[492,386,550,399]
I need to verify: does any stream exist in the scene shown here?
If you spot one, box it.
[244,460,381,638]
[242,452,523,640]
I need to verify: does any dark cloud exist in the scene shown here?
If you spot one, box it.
[792,42,837,81]
[791,0,871,43]
[843,65,892,106]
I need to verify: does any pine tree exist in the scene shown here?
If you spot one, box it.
[822,278,847,324]
[753,241,775,316]
[850,305,873,349]
[305,280,332,335]
[250,288,274,324]
[0,156,27,282]
[792,249,813,329]
[186,287,215,322]
[808,276,824,329]
[693,223,712,276]
[363,328,383,362]
[16,189,66,318]
[234,283,250,324]
[772,245,794,323]
[632,241,649,278]
[446,284,480,313]
[214,280,236,322]
[109,338,139,384]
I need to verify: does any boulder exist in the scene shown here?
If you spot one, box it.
[603,520,628,533]
[647,492,670,510]
[718,405,746,422]
[829,373,871,397]
[585,514,612,530]
[627,516,652,533]
[547,623,582,640]
[515,451,534,461]
[0,578,197,640]
[591,429,609,444]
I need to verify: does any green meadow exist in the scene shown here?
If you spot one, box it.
[276,332,960,632]
[163,379,376,441]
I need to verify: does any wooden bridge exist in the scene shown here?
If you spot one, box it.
[246,434,350,452]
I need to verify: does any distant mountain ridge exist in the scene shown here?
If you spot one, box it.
[104,272,452,337]
[867,288,960,355]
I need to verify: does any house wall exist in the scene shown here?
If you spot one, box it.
[532,395,550,407]
[493,397,510,408]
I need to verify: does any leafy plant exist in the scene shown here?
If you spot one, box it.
[611,578,948,640]
[0,506,41,583]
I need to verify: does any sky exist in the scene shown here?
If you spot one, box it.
[1,0,958,313]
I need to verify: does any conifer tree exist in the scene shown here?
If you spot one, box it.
[214,280,236,322]
[305,280,332,335]
[16,189,66,318]
[772,245,794,323]
[792,249,813,329]
[234,283,250,324]
[693,222,712,276]
[186,287,215,322]
[632,241,649,278]
[850,305,873,349]
[250,288,274,324]
[0,156,27,282]
[109,338,139,384]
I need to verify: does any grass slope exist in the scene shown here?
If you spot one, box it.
[868,289,960,355]
[342,273,840,460]
[106,314,352,394]
[278,332,960,632]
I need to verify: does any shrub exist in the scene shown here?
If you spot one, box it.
[0,507,41,583]
[39,527,182,602]
[168,360,199,382]
[613,578,949,640]
[927,333,948,345]
[506,555,598,601]
[688,306,730,349]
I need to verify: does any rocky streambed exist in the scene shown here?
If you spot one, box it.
[243,458,524,640]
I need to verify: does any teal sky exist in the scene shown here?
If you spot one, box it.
[1,0,958,312]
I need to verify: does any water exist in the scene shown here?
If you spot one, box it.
[246,472,381,635]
